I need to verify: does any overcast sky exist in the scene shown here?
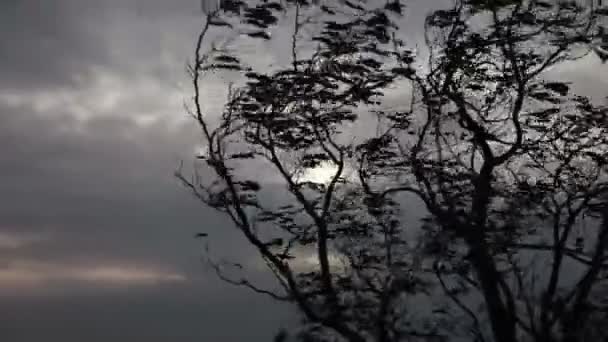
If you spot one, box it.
[0,1,606,342]
[0,1,296,341]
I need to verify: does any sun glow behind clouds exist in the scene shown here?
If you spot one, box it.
[299,162,340,184]
[298,161,357,185]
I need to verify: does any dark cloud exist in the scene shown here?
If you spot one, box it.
[0,0,290,330]
[1,284,293,342]
[0,1,108,90]
[0,0,293,328]
[0,87,294,340]
[0,94,250,266]
[0,0,206,92]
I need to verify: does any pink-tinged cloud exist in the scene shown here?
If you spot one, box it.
[0,260,187,293]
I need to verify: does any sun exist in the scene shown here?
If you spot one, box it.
[299,162,340,184]
[298,160,359,185]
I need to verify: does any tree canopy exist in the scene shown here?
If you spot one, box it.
[178,1,608,341]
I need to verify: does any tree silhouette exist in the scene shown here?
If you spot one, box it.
[178,1,608,341]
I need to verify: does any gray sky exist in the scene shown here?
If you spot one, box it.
[0,1,294,341]
[0,1,606,342]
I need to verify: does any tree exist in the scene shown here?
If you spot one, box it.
[177,1,608,341]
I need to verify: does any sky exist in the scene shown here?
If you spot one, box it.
[0,1,294,341]
[0,1,607,342]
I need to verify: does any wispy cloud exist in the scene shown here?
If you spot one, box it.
[0,232,49,250]
[0,259,186,292]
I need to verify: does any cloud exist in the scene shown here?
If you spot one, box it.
[0,80,275,298]
[0,1,110,91]
[0,231,50,250]
[0,259,186,293]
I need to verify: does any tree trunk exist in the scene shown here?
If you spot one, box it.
[467,166,518,342]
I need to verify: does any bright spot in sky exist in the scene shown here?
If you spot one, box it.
[299,160,361,185]
[290,252,347,274]
[300,162,340,184]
